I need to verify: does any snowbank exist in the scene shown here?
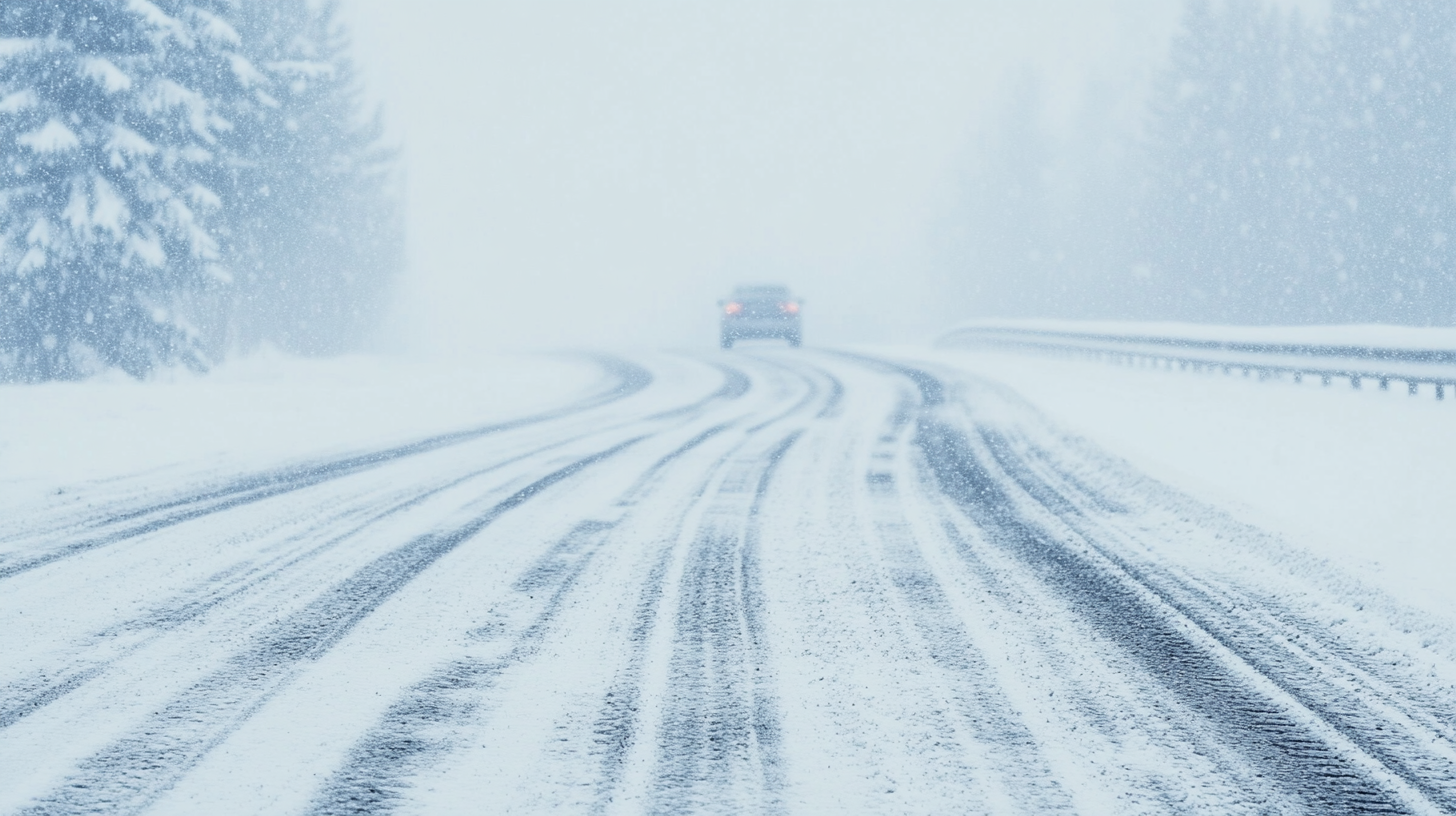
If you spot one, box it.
[916,345,1456,623]
[0,351,603,505]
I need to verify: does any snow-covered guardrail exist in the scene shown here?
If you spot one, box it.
[937,321,1456,400]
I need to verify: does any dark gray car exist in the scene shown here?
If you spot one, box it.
[719,285,802,349]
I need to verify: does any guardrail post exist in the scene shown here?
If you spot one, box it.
[1293,372,1303,384]
[1351,375,1361,389]
[1379,377,1389,390]
[1322,374,1332,386]
[1439,384,1446,400]
[1409,382,1419,396]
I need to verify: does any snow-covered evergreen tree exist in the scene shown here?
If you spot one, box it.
[0,1,246,380]
[0,0,397,381]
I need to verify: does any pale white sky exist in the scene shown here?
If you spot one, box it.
[341,1,1328,353]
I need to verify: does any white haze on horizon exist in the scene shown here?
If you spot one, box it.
[342,0,1331,354]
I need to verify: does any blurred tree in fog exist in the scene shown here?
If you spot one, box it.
[218,0,399,356]
[0,0,398,381]
[956,0,1456,327]
[949,72,1143,320]
[955,73,1057,314]
[1142,0,1329,323]
[1325,0,1456,325]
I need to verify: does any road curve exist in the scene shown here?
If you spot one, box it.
[1,350,1453,815]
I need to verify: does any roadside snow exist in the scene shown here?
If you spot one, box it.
[0,350,602,505]
[916,346,1456,624]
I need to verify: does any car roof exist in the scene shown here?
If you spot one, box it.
[731,285,790,298]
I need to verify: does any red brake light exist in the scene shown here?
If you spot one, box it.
[724,302,742,315]
[781,301,800,314]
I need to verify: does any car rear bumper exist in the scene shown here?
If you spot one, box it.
[722,318,800,339]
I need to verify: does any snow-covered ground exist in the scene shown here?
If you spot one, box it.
[2,344,1454,815]
[0,351,603,511]
[912,345,1456,624]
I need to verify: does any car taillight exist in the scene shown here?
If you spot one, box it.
[781,301,800,314]
[724,302,742,315]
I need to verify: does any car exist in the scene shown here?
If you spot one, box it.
[719,284,802,349]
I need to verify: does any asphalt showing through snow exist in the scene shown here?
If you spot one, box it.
[2,350,1454,815]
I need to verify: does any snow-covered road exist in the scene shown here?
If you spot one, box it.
[3,349,1455,815]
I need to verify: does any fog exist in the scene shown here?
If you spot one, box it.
[342,0,1333,353]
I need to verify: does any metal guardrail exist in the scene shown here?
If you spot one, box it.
[938,325,1456,400]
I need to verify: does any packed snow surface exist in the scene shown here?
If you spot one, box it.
[2,345,1454,815]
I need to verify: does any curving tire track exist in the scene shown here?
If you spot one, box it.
[876,355,1455,815]
[9,350,1456,815]
[643,430,799,815]
[0,358,735,739]
[583,358,840,816]
[4,355,753,816]
[0,432,604,732]
[309,358,831,816]
[306,421,742,816]
[854,390,1076,813]
[18,438,646,816]
[0,356,652,582]
[974,423,1456,809]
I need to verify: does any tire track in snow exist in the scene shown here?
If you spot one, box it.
[976,421,1456,811]
[306,518,623,816]
[16,438,644,816]
[853,389,1075,814]
[641,430,800,815]
[305,357,817,814]
[0,377,724,736]
[589,358,838,814]
[590,550,673,813]
[648,363,750,421]
[587,424,789,813]
[306,421,742,816]
[0,433,576,732]
[0,356,652,582]
[740,353,830,433]
[882,358,1447,815]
